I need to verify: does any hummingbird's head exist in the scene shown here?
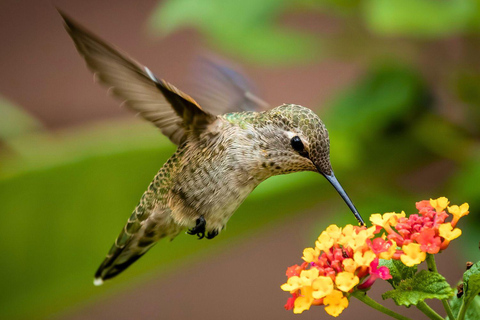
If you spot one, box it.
[264,104,365,225]
[265,104,331,174]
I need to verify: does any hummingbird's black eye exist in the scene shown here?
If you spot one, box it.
[290,136,304,152]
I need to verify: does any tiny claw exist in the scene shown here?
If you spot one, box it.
[206,230,218,239]
[187,216,207,239]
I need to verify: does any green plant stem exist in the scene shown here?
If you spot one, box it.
[351,291,412,320]
[426,254,455,320]
[426,253,438,273]
[416,301,444,320]
[457,298,468,320]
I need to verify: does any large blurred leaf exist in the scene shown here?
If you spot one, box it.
[411,114,474,163]
[325,65,426,136]
[324,64,427,169]
[295,0,361,14]
[149,0,319,65]
[364,0,479,38]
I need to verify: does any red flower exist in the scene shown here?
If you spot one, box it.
[286,263,308,278]
[284,292,298,310]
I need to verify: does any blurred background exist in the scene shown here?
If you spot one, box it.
[1,0,480,319]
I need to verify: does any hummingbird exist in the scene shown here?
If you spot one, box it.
[59,11,365,285]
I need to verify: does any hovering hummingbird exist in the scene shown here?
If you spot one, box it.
[59,11,365,285]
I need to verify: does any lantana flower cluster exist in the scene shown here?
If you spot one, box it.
[281,197,468,317]
[370,197,469,267]
[281,224,394,316]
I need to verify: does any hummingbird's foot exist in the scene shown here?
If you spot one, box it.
[187,216,206,239]
[206,230,218,239]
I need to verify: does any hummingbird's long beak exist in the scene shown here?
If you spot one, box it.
[322,172,366,226]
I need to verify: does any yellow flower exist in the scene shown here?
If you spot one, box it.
[354,250,376,267]
[337,225,374,250]
[324,290,349,317]
[312,276,334,299]
[281,276,303,292]
[348,229,370,251]
[342,258,358,273]
[299,268,319,286]
[400,243,426,267]
[369,214,383,226]
[430,197,449,213]
[335,272,359,292]
[370,212,405,228]
[316,231,334,251]
[448,203,469,226]
[325,224,342,241]
[365,226,377,237]
[338,225,354,246]
[439,223,462,241]
[293,287,314,314]
[302,247,320,263]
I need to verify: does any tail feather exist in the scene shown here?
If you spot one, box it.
[94,220,158,284]
[94,246,147,283]
[93,210,183,284]
[93,163,182,284]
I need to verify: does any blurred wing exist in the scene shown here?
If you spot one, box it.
[59,11,215,145]
[188,57,270,115]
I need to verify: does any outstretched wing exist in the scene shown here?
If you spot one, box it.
[60,11,215,145]
[189,57,270,115]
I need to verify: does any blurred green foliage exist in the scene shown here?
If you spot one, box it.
[3,0,480,318]
[150,0,480,63]
[149,0,320,65]
[363,0,480,37]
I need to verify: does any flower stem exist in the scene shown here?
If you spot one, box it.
[351,291,412,320]
[416,301,444,320]
[457,298,468,320]
[426,254,438,273]
[425,254,455,320]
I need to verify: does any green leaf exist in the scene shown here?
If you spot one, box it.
[325,64,426,140]
[364,0,477,38]
[382,270,454,306]
[463,261,480,305]
[448,294,480,320]
[379,258,417,288]
[324,64,427,169]
[411,114,473,163]
[295,0,361,14]
[148,0,319,65]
